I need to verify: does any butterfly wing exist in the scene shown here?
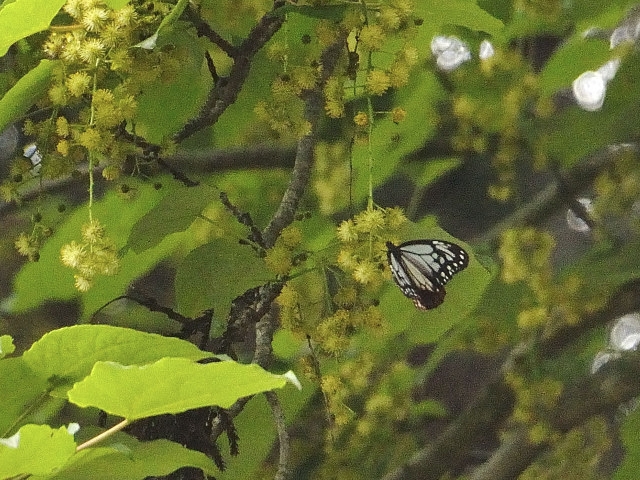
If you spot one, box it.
[386,240,469,310]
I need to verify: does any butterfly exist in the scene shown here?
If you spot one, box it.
[386,239,469,310]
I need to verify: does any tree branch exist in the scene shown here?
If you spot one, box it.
[262,37,346,248]
[474,142,639,246]
[174,6,286,143]
[382,279,640,480]
[266,391,290,480]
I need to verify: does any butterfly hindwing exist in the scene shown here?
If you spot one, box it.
[386,239,469,310]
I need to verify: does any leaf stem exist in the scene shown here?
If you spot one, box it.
[76,418,130,451]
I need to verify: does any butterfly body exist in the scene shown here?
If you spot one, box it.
[386,239,469,310]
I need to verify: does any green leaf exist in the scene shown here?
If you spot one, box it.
[539,37,611,97]
[0,357,48,436]
[414,0,504,39]
[10,177,189,317]
[537,55,640,167]
[22,325,211,393]
[175,237,272,318]
[0,59,56,132]
[67,357,288,419]
[379,223,494,343]
[134,27,212,143]
[614,405,640,480]
[0,424,76,478]
[0,335,14,359]
[127,184,216,253]
[0,0,65,56]
[351,69,446,204]
[41,439,217,480]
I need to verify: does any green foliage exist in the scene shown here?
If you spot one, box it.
[175,238,272,319]
[0,325,290,478]
[0,0,65,56]
[68,358,288,418]
[43,438,218,480]
[0,59,55,132]
[3,0,640,479]
[0,424,76,478]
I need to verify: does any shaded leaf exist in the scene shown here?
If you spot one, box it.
[175,237,272,319]
[42,439,217,480]
[0,59,56,132]
[128,184,215,253]
[0,358,49,435]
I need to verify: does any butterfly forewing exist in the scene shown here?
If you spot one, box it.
[386,239,469,310]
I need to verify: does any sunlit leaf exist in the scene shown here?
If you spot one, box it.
[0,424,76,478]
[68,357,288,419]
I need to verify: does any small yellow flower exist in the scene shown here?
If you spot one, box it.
[353,111,369,127]
[56,116,70,137]
[81,7,108,32]
[15,233,34,257]
[265,245,293,276]
[56,140,70,156]
[359,24,385,51]
[391,107,407,124]
[81,219,105,243]
[60,241,85,268]
[79,37,105,64]
[74,274,93,292]
[66,71,91,97]
[336,219,358,243]
[78,128,102,151]
[352,260,377,284]
[366,69,391,96]
[280,226,303,248]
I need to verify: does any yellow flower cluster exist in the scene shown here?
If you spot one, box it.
[60,218,120,291]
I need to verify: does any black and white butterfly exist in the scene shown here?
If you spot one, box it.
[386,239,469,310]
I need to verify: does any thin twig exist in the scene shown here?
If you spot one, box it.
[266,391,290,480]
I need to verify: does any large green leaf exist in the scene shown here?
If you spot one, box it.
[10,177,188,317]
[175,237,272,319]
[67,357,288,419]
[0,0,65,56]
[134,27,212,144]
[0,59,55,132]
[127,183,217,253]
[0,424,76,478]
[40,439,218,480]
[22,325,211,393]
[0,357,48,436]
